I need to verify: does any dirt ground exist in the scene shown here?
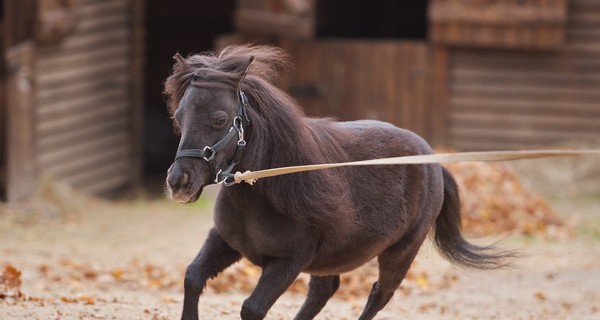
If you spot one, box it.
[1,183,600,320]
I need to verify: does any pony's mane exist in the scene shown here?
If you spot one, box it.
[164,44,292,116]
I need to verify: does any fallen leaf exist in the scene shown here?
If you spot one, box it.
[0,264,22,299]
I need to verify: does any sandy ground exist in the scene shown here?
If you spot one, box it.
[1,185,600,320]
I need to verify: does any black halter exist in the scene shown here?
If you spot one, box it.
[174,90,251,186]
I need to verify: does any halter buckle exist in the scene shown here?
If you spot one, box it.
[233,116,246,147]
[202,146,215,162]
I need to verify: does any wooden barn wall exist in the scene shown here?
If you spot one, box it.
[34,0,138,195]
[281,40,434,140]
[447,0,600,150]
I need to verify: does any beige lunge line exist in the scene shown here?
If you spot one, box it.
[232,150,600,185]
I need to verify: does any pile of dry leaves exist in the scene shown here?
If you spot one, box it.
[444,161,568,238]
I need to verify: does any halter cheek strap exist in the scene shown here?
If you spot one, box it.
[174,90,250,186]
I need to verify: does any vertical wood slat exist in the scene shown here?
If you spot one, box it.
[280,40,432,140]
[3,0,38,201]
[429,47,450,147]
[129,0,145,189]
[5,42,36,201]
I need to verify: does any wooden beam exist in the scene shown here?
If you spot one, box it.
[5,41,36,201]
[129,0,145,188]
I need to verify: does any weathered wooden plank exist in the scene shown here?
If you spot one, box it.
[451,83,600,101]
[430,1,567,25]
[66,158,131,192]
[37,102,128,136]
[453,69,600,86]
[451,98,600,117]
[78,0,128,16]
[39,28,129,53]
[36,57,128,86]
[77,171,131,195]
[36,74,128,104]
[37,44,129,72]
[37,86,127,118]
[236,9,314,38]
[43,144,130,180]
[38,131,129,167]
[235,0,314,38]
[452,50,600,70]
[76,11,128,33]
[451,127,600,146]
[451,112,600,133]
[38,117,129,152]
[429,0,567,49]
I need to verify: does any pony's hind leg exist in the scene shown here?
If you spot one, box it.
[293,275,340,320]
[182,228,241,320]
[357,226,430,320]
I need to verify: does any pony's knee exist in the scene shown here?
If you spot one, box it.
[183,264,203,293]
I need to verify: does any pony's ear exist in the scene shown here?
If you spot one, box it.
[173,52,185,62]
[237,56,255,87]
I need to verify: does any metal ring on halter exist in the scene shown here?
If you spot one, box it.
[202,146,216,162]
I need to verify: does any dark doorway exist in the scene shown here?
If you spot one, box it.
[143,0,235,193]
[316,0,428,39]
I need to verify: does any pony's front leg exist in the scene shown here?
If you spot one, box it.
[182,228,241,320]
[240,257,306,320]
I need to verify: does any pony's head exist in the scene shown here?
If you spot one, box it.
[163,45,290,203]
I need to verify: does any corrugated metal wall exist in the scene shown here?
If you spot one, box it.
[34,0,136,194]
[448,0,600,150]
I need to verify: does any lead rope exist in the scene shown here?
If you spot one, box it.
[231,149,600,185]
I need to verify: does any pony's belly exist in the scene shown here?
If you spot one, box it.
[303,243,386,275]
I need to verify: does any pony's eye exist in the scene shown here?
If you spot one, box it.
[212,111,228,127]
[215,117,227,126]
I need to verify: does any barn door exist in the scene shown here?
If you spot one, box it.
[280,40,435,141]
[2,0,37,201]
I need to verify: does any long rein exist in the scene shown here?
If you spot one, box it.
[176,90,600,187]
[231,149,600,185]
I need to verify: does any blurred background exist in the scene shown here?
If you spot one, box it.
[1,2,600,319]
[0,0,598,201]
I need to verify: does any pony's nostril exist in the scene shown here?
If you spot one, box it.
[182,172,189,186]
[167,170,190,189]
[167,171,181,188]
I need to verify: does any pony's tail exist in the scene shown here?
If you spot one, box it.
[433,167,517,269]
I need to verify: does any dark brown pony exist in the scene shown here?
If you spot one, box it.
[164,45,512,320]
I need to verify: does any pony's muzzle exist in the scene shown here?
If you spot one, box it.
[166,161,203,203]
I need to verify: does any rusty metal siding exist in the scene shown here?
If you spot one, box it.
[34,0,136,194]
[448,0,600,150]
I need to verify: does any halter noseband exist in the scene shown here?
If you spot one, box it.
[174,90,250,186]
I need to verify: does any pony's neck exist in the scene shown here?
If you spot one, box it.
[242,79,318,171]
[232,78,354,228]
